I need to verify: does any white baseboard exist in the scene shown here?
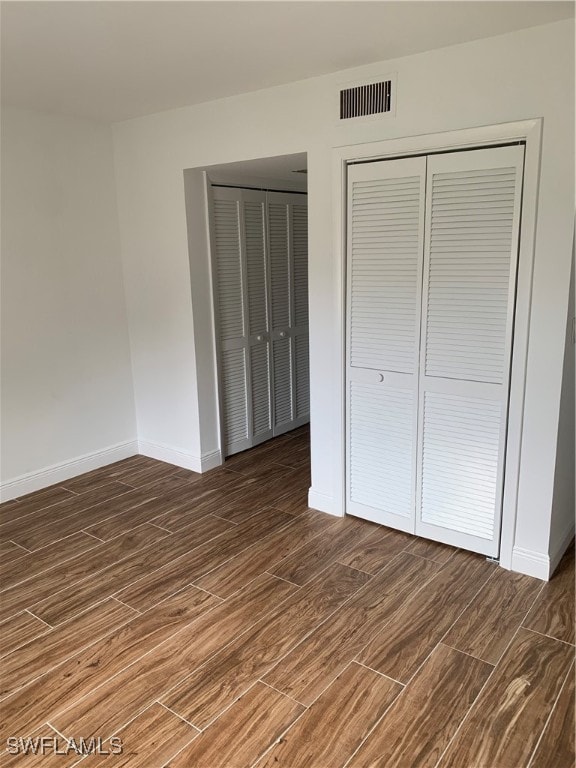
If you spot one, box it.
[511,522,575,581]
[200,449,223,472]
[0,440,139,502]
[137,440,222,474]
[308,488,343,517]
[511,546,551,581]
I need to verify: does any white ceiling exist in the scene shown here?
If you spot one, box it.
[204,152,308,184]
[1,1,573,123]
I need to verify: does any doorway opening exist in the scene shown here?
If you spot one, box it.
[203,152,310,477]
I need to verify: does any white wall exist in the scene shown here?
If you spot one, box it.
[549,246,575,571]
[113,20,574,573]
[1,107,137,497]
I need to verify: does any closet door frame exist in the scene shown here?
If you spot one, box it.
[333,118,543,572]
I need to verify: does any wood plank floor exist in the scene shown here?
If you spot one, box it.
[0,426,574,767]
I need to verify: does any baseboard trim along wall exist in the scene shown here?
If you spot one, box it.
[137,440,222,474]
[0,440,139,502]
[308,488,342,517]
[511,522,575,581]
[511,547,551,581]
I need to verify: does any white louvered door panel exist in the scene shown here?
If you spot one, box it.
[291,200,310,421]
[244,196,274,446]
[267,192,309,435]
[346,157,426,530]
[211,187,272,456]
[416,145,524,556]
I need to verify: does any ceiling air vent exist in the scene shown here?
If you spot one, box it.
[339,79,393,121]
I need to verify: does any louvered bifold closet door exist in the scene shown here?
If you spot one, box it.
[211,187,272,456]
[267,191,310,435]
[416,145,524,556]
[346,157,426,530]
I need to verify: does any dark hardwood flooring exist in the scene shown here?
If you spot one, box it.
[0,426,574,767]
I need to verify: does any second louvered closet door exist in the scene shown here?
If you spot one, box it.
[415,145,524,556]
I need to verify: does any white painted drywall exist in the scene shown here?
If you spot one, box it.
[1,107,137,497]
[549,246,575,573]
[112,21,574,569]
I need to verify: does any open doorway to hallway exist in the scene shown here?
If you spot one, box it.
[202,153,310,470]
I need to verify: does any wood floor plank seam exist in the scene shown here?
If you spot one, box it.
[383,555,500,688]
[81,530,105,542]
[436,628,574,768]
[79,591,281,739]
[108,510,293,613]
[525,660,575,768]
[9,540,31,553]
[194,513,338,599]
[191,679,267,734]
[245,688,312,768]
[28,516,233,625]
[147,522,174,533]
[265,551,441,706]
[353,659,407,688]
[1,585,226,737]
[24,609,54,629]
[0,599,141,702]
[208,513,241,526]
[156,701,200,731]
[522,625,576,647]
[398,605,485,691]
[47,575,301,739]
[430,616,556,768]
[263,569,306,586]
[46,721,71,744]
[0,482,136,543]
[112,598,143,615]
[79,531,105,542]
[0,532,111,594]
[440,644,498,665]
[160,564,370,731]
[0,523,170,623]
[45,540,225,624]
[256,679,309,708]
[432,579,559,767]
[0,488,74,524]
[339,663,409,768]
[0,612,53,660]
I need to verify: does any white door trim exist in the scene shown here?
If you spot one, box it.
[333,118,543,573]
